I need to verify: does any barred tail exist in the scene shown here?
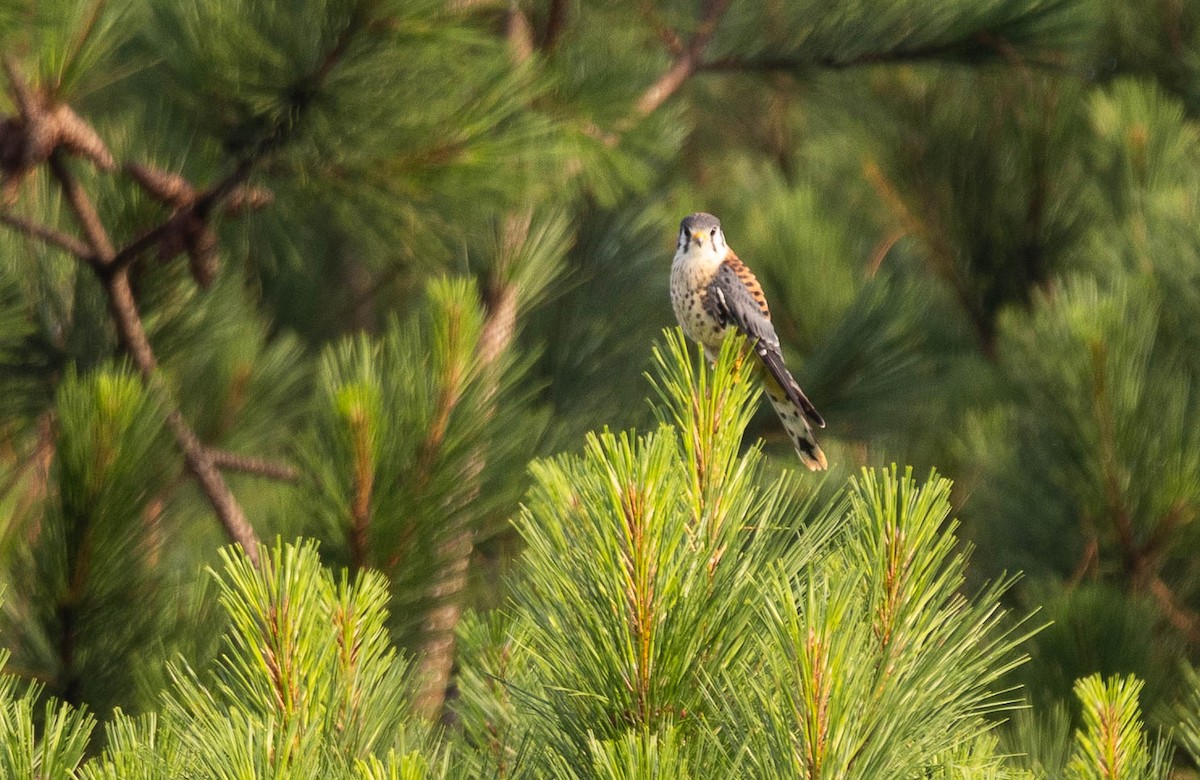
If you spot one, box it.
[758,343,825,428]
[765,384,827,471]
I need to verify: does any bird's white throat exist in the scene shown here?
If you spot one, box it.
[671,242,724,277]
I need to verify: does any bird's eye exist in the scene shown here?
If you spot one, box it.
[710,228,717,239]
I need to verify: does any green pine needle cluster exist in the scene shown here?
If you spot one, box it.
[0,333,1195,776]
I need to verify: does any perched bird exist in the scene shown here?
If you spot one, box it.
[670,212,827,471]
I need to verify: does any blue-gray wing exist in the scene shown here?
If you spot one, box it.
[705,260,825,428]
[704,261,780,348]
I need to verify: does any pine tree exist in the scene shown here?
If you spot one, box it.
[0,326,1192,777]
[3,0,1200,773]
[449,334,1033,777]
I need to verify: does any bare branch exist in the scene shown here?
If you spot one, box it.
[632,0,732,119]
[209,449,300,482]
[45,150,261,565]
[110,159,254,274]
[637,0,685,57]
[104,270,262,564]
[542,0,569,53]
[47,153,115,262]
[0,212,95,264]
[1149,575,1200,647]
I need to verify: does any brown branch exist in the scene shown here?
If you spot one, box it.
[47,153,114,262]
[413,210,529,721]
[104,271,261,563]
[109,159,254,275]
[862,158,995,356]
[637,0,685,57]
[101,6,397,560]
[542,0,569,53]
[44,149,261,565]
[209,449,300,482]
[865,229,905,278]
[1149,576,1200,647]
[6,8,379,564]
[631,0,733,119]
[0,212,95,264]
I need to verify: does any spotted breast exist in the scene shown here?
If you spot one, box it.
[670,245,726,357]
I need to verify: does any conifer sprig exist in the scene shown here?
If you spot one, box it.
[732,467,1033,778]
[1067,674,1171,780]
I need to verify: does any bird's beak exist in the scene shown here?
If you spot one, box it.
[688,230,704,247]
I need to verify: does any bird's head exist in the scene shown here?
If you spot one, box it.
[676,212,727,260]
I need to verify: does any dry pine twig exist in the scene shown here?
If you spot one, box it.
[0,57,290,567]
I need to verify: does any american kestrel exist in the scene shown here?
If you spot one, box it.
[670,212,827,471]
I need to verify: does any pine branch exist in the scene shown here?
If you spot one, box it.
[863,158,996,355]
[542,0,569,52]
[411,315,485,718]
[209,449,300,482]
[46,153,115,261]
[1148,576,1200,646]
[410,0,573,717]
[0,212,95,265]
[412,210,529,720]
[1085,343,1200,646]
[103,272,261,564]
[0,59,264,566]
[632,0,733,119]
[1069,675,1160,778]
[108,159,254,275]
